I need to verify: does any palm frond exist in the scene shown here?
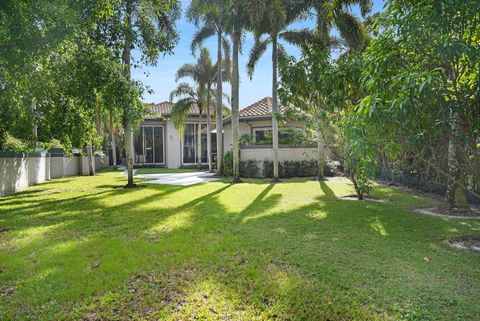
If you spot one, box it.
[279,28,316,51]
[175,63,198,82]
[169,82,196,101]
[171,97,196,134]
[191,24,216,55]
[247,37,271,79]
[334,11,369,51]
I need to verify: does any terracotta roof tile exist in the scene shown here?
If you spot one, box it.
[239,97,284,118]
[145,101,200,117]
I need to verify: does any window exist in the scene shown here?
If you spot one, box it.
[253,128,273,145]
[253,127,309,146]
[134,126,165,164]
[182,123,217,164]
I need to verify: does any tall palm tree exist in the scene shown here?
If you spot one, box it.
[172,48,217,170]
[247,0,311,181]
[187,0,231,176]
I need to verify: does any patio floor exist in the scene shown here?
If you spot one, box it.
[132,170,219,186]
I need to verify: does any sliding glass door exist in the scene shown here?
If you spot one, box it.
[134,125,165,165]
[182,123,217,165]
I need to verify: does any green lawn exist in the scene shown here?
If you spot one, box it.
[0,172,479,320]
[135,168,205,175]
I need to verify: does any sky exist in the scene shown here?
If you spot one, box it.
[131,0,386,109]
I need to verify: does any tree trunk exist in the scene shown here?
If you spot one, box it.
[197,111,202,169]
[88,142,95,176]
[216,30,224,176]
[271,35,279,181]
[351,172,363,200]
[317,121,325,180]
[122,0,134,187]
[467,128,480,185]
[110,113,117,170]
[207,87,213,172]
[445,112,468,211]
[124,123,134,186]
[231,16,241,183]
[31,97,37,148]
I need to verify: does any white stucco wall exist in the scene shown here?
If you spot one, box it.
[0,153,111,197]
[63,156,79,176]
[0,153,50,197]
[166,120,182,168]
[50,156,64,179]
[240,147,317,163]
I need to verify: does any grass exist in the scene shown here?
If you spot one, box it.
[0,171,479,320]
[135,167,205,175]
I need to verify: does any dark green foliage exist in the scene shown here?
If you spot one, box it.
[263,159,331,178]
[223,150,234,176]
[239,159,260,178]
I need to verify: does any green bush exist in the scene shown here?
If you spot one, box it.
[240,159,260,178]
[2,133,33,152]
[223,150,234,176]
[263,159,332,178]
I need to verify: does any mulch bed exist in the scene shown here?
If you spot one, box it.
[412,207,480,219]
[446,236,480,253]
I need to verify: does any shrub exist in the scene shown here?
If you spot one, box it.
[223,150,234,176]
[240,159,260,178]
[263,159,332,178]
[2,133,33,152]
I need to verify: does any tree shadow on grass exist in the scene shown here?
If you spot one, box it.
[1,177,479,320]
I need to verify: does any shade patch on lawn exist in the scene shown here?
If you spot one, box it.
[0,171,479,320]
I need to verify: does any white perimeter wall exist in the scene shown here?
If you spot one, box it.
[0,153,109,197]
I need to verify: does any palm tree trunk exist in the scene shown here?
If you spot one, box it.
[216,30,224,176]
[123,0,134,187]
[110,113,117,170]
[207,87,213,172]
[231,21,241,183]
[197,111,202,169]
[271,35,279,181]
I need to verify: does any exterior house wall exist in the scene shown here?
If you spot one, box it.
[223,119,310,152]
[136,116,216,169]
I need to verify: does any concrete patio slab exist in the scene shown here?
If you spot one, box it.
[132,171,219,186]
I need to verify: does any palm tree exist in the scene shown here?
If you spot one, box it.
[171,48,217,170]
[187,0,231,176]
[169,83,208,168]
[247,0,310,181]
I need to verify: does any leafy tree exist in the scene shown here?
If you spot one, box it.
[117,0,181,187]
[360,0,480,212]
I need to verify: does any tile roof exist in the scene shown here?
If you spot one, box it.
[145,101,201,118]
[239,97,284,118]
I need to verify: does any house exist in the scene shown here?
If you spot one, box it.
[134,97,329,169]
[134,102,216,168]
[223,97,330,167]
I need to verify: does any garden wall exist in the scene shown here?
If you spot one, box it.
[0,151,109,197]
